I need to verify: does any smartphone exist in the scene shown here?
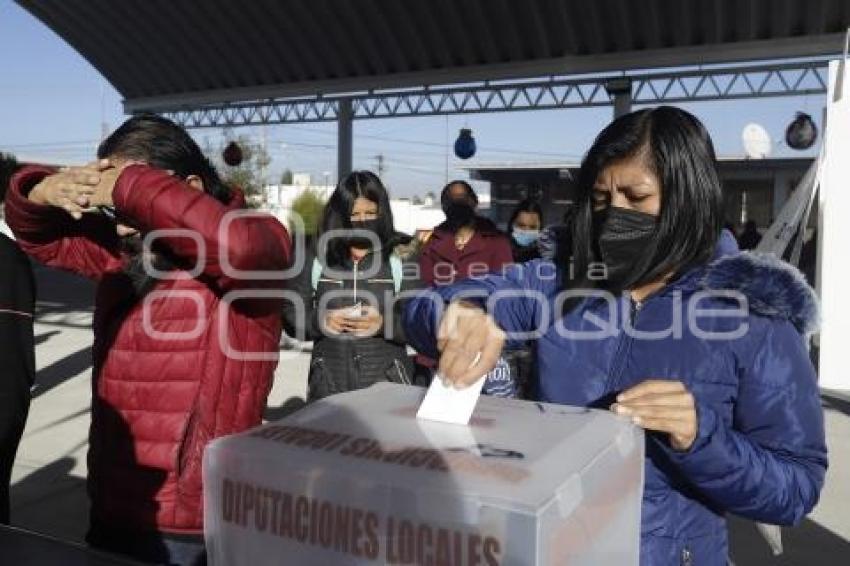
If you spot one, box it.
[345,302,365,318]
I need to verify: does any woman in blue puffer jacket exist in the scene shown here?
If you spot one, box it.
[403,106,827,565]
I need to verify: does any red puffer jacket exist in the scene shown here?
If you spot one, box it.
[5,164,291,535]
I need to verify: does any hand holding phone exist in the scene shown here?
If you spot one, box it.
[344,302,365,318]
[342,304,383,336]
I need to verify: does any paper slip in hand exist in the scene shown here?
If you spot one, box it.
[417,373,486,425]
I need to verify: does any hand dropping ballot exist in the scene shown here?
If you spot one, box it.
[417,352,485,425]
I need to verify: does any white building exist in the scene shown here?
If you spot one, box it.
[389,199,445,236]
[264,175,335,210]
[262,173,496,236]
[262,173,335,228]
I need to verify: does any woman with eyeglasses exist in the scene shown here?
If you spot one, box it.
[283,171,421,401]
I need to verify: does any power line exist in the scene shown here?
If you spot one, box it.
[281,124,578,159]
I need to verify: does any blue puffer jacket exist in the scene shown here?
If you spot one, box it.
[403,233,827,565]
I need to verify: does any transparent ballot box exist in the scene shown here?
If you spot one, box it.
[204,383,644,565]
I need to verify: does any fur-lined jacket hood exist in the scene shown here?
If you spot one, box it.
[674,230,820,337]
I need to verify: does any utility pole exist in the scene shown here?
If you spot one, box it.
[444,115,449,184]
[261,127,269,206]
[100,80,109,141]
[375,154,385,177]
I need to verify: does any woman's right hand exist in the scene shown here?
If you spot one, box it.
[323,309,349,335]
[436,301,505,389]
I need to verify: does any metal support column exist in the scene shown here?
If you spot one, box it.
[772,172,791,219]
[606,78,633,118]
[337,98,353,182]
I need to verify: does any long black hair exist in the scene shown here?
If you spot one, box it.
[97,114,232,204]
[318,170,396,267]
[507,199,544,235]
[570,106,723,291]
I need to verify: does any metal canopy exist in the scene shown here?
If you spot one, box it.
[163,60,830,127]
[16,0,850,114]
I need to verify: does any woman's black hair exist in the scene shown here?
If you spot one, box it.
[507,199,544,235]
[318,170,396,267]
[440,179,478,209]
[97,114,232,204]
[570,106,723,292]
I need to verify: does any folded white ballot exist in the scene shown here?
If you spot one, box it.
[416,373,486,425]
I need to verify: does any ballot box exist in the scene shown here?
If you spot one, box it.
[204,383,644,565]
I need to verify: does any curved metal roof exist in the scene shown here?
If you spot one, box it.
[17,0,850,113]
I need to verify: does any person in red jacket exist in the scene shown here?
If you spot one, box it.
[414,180,512,385]
[4,116,291,565]
[418,180,512,287]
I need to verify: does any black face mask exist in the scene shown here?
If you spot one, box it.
[593,207,658,291]
[444,201,476,229]
[348,219,380,248]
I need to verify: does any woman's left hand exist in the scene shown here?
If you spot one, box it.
[611,379,698,451]
[87,160,137,208]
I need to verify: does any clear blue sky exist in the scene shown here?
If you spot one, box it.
[0,0,823,198]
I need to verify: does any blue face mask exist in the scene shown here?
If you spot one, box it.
[512,229,540,247]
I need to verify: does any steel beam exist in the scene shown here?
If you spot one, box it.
[158,60,830,128]
[124,33,844,114]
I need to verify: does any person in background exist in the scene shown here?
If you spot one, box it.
[283,171,420,401]
[0,233,34,525]
[500,199,545,397]
[4,115,291,566]
[507,199,543,263]
[404,107,826,565]
[538,204,576,267]
[418,180,512,287]
[738,219,762,250]
[414,180,512,385]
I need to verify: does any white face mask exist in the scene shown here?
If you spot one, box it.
[512,229,540,247]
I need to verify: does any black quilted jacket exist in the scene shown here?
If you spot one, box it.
[283,241,422,401]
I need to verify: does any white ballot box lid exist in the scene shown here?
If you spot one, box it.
[206,383,642,515]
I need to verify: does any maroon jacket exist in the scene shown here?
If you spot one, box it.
[418,217,513,287]
[5,165,291,534]
[416,217,511,368]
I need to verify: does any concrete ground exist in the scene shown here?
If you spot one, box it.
[9,264,850,564]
